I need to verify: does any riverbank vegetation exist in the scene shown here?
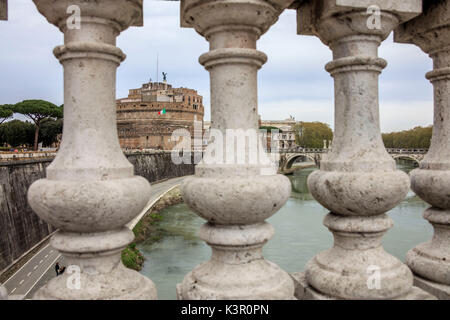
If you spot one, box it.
[121,243,145,271]
[259,126,282,132]
[382,126,432,149]
[121,186,183,271]
[291,121,432,149]
[294,121,333,148]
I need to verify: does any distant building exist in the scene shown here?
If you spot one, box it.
[202,118,298,152]
[0,0,7,21]
[259,117,297,150]
[116,80,204,150]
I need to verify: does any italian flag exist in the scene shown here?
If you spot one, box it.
[158,108,166,115]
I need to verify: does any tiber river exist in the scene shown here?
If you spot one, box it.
[138,161,433,300]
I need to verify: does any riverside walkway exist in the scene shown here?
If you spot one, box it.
[3,176,187,299]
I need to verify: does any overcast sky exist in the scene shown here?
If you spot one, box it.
[0,1,434,132]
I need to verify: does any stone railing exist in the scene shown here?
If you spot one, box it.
[279,147,428,155]
[0,152,57,162]
[0,0,448,300]
[279,147,328,153]
[386,148,429,154]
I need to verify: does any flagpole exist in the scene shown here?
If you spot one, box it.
[156,52,159,83]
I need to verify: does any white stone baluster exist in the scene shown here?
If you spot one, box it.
[293,0,433,299]
[395,0,450,300]
[28,0,157,299]
[177,0,295,299]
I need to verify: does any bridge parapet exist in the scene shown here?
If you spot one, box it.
[386,148,428,154]
[278,147,427,172]
[278,147,428,155]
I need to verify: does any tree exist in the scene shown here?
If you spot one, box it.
[0,120,35,147]
[0,123,5,146]
[13,100,63,151]
[382,126,432,149]
[0,104,13,124]
[259,126,282,133]
[294,121,333,148]
[40,118,63,147]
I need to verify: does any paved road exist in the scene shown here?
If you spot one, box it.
[3,244,60,299]
[3,176,186,299]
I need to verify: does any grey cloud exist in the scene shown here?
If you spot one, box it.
[0,1,433,132]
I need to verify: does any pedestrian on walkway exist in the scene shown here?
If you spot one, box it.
[55,262,60,276]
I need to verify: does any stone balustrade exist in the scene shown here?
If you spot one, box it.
[279,147,428,154]
[0,0,447,300]
[0,152,57,162]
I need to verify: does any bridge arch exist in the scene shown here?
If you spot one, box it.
[392,155,421,166]
[278,149,426,173]
[284,154,317,170]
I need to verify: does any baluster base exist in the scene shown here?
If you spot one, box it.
[291,272,436,300]
[32,229,157,300]
[34,263,157,300]
[176,223,295,300]
[413,275,450,300]
[405,207,450,300]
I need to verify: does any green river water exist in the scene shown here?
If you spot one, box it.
[138,162,433,300]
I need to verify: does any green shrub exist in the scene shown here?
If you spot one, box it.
[121,243,145,271]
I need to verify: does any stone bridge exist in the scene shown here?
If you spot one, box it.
[278,148,428,173]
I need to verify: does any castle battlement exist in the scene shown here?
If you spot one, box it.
[116,81,204,150]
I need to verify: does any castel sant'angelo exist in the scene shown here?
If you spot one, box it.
[116,78,204,150]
